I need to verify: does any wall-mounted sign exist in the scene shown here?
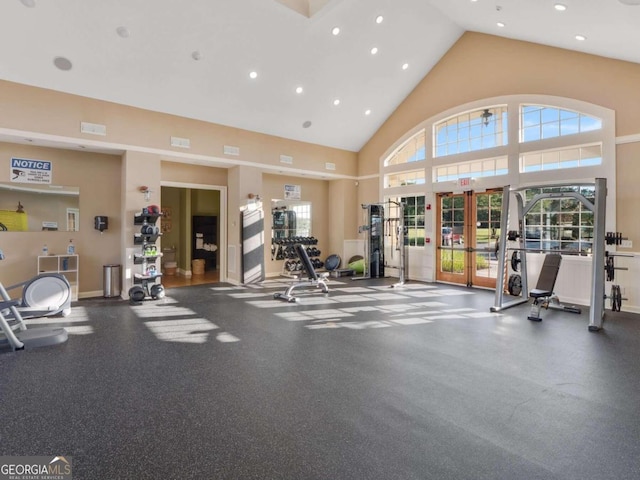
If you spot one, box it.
[10,158,52,184]
[284,184,301,200]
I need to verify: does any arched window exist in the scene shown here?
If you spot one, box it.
[433,106,508,158]
[384,130,425,166]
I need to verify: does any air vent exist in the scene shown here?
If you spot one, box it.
[325,162,336,171]
[170,136,191,149]
[80,122,106,136]
[280,155,293,164]
[224,145,240,156]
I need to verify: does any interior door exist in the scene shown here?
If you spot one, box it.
[437,189,502,288]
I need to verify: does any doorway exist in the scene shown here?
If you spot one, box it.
[160,183,227,285]
[436,189,502,288]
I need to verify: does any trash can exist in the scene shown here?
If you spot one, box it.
[192,259,205,275]
[103,264,122,298]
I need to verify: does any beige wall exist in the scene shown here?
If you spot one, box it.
[0,142,121,294]
[359,32,640,244]
[160,161,227,187]
[0,80,357,178]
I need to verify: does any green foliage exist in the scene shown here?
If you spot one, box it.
[441,251,489,273]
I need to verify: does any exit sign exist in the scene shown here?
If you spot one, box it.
[459,177,471,187]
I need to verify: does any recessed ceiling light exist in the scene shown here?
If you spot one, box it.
[375,15,384,24]
[53,56,73,71]
[365,109,371,115]
[302,121,312,128]
[333,99,340,106]
[331,26,340,36]
[192,51,202,61]
[295,86,303,94]
[497,22,505,27]
[249,71,258,79]
[470,0,478,2]
[575,34,587,41]
[116,26,130,38]
[370,47,378,55]
[20,0,36,7]
[554,3,567,11]
[402,63,409,70]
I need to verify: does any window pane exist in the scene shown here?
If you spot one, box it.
[542,122,560,139]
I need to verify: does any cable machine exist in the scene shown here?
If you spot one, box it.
[356,201,406,287]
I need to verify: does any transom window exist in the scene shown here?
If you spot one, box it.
[385,169,425,188]
[434,157,508,183]
[520,144,602,172]
[433,106,508,158]
[520,105,602,143]
[384,130,425,166]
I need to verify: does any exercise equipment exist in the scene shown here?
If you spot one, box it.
[526,254,581,322]
[491,178,609,331]
[507,274,522,296]
[274,244,329,302]
[0,300,68,351]
[324,254,341,271]
[355,200,406,287]
[0,273,72,319]
[0,263,69,350]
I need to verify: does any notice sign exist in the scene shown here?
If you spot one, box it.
[284,184,301,200]
[10,158,52,184]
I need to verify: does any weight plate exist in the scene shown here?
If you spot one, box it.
[508,274,522,296]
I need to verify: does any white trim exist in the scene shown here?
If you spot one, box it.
[616,133,640,145]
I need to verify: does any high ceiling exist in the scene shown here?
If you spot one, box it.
[1,0,639,153]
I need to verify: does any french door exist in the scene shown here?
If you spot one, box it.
[436,189,503,288]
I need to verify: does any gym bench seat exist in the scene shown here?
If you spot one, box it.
[274,244,329,303]
[527,254,581,322]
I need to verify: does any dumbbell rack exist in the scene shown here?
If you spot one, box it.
[271,237,324,277]
[131,211,164,301]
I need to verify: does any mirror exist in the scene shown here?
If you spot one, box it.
[0,183,80,232]
[271,200,311,239]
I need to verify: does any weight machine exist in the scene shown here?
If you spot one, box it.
[356,201,406,287]
[491,178,609,331]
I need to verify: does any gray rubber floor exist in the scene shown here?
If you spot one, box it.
[1,278,639,479]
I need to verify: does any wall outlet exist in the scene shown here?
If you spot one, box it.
[621,240,632,248]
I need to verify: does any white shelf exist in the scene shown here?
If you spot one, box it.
[37,254,79,301]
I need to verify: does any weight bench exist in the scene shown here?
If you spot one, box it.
[274,244,329,303]
[527,254,581,322]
